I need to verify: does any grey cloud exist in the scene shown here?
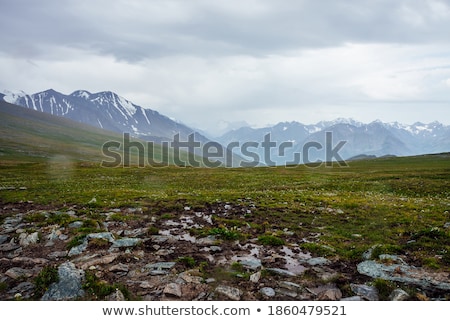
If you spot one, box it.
[2,0,450,62]
[1,0,450,133]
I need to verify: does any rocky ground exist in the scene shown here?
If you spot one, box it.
[1,201,449,301]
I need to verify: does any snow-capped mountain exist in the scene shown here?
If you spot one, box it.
[217,118,450,165]
[2,89,209,143]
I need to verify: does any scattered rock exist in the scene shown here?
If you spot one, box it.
[177,271,203,284]
[389,288,410,301]
[340,296,363,301]
[5,267,35,280]
[109,263,129,273]
[111,238,141,248]
[68,240,88,256]
[68,221,83,229]
[196,236,217,246]
[350,284,379,301]
[260,287,276,297]
[19,232,39,246]
[276,288,298,298]
[88,232,115,243]
[306,257,330,266]
[266,268,297,277]
[146,262,176,275]
[357,260,450,291]
[163,283,182,298]
[235,257,262,270]
[250,271,261,283]
[8,282,35,299]
[317,288,342,301]
[106,289,125,301]
[150,235,170,244]
[48,251,68,259]
[1,201,448,301]
[0,243,20,252]
[0,235,8,245]
[41,262,85,301]
[279,281,302,292]
[12,257,49,265]
[215,285,242,301]
[78,254,119,270]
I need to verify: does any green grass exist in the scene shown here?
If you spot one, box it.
[0,100,202,166]
[257,234,286,246]
[82,271,135,300]
[33,265,59,299]
[1,153,450,271]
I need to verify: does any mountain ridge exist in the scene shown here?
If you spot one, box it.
[216,118,450,165]
[3,89,449,166]
[2,88,210,144]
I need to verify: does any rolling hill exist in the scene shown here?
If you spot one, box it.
[0,99,185,165]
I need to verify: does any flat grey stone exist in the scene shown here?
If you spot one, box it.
[163,283,182,297]
[195,236,217,245]
[306,257,330,266]
[48,251,68,259]
[87,232,115,243]
[250,271,261,283]
[341,296,363,301]
[109,263,129,273]
[357,260,450,291]
[111,238,141,248]
[146,262,176,270]
[5,267,34,279]
[68,239,88,256]
[19,232,39,246]
[150,270,169,276]
[107,289,126,301]
[0,243,20,252]
[0,235,8,245]
[8,282,35,297]
[260,287,276,297]
[68,221,83,229]
[279,281,302,292]
[389,288,410,301]
[150,235,170,243]
[266,268,297,277]
[237,257,262,270]
[276,288,298,298]
[318,288,342,301]
[41,262,85,301]
[350,284,379,301]
[215,285,242,301]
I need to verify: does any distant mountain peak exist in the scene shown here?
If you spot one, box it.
[1,89,27,103]
[70,90,92,99]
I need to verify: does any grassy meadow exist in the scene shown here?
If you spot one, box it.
[1,153,449,271]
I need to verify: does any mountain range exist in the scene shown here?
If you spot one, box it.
[1,89,209,144]
[216,118,450,165]
[2,89,449,166]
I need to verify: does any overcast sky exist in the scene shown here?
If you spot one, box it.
[1,0,450,136]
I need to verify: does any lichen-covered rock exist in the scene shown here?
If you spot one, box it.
[41,262,85,301]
